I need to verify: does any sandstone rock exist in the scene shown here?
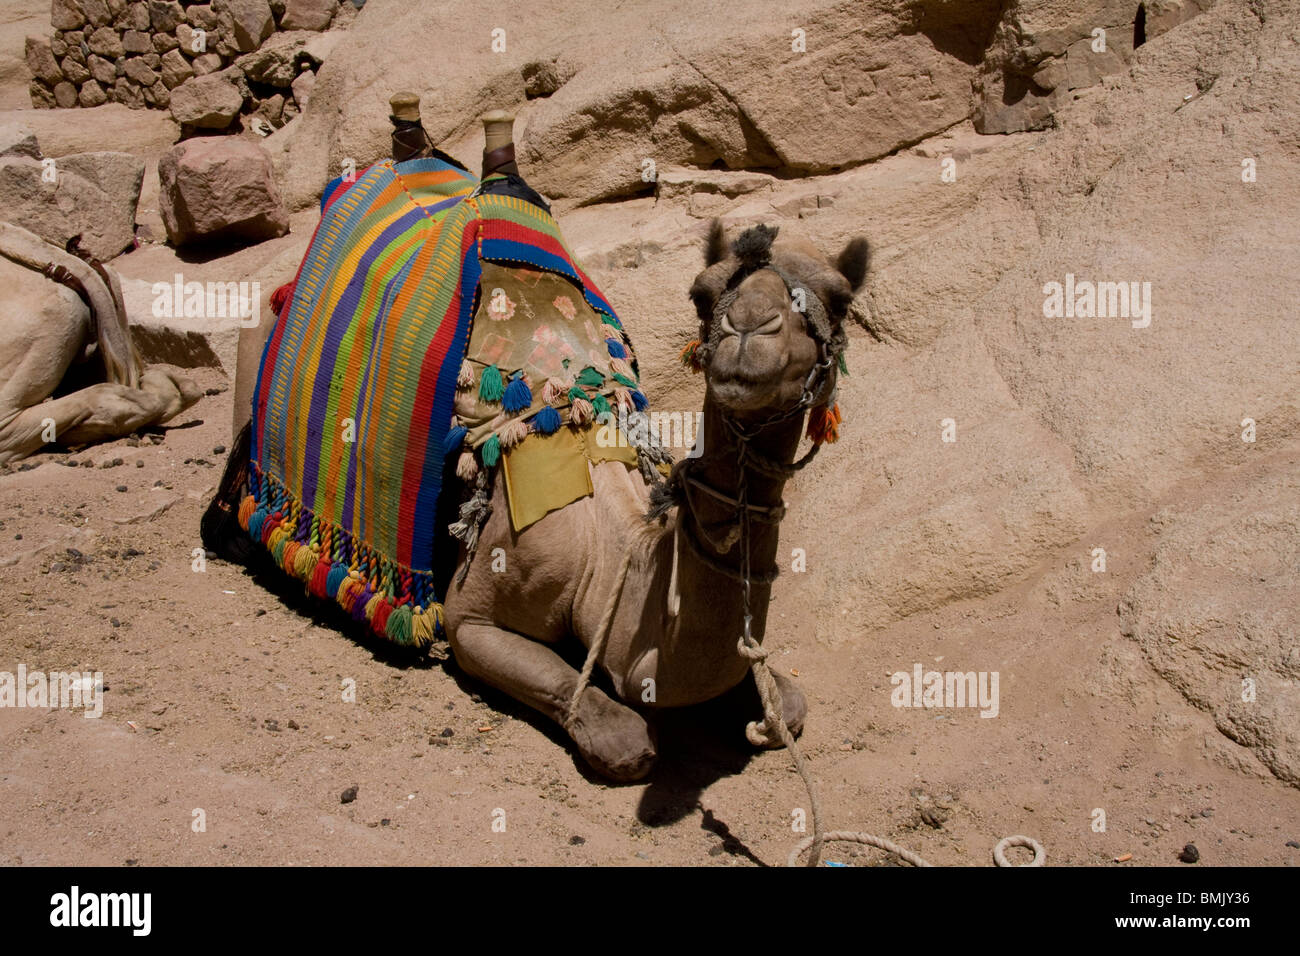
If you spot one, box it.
[280,0,336,31]
[189,4,218,31]
[25,36,63,86]
[192,53,223,75]
[81,0,113,27]
[122,30,152,55]
[53,80,78,108]
[123,57,158,86]
[153,32,180,54]
[168,72,244,128]
[144,81,170,108]
[122,2,151,32]
[87,26,124,59]
[148,0,186,32]
[0,121,41,159]
[1120,467,1300,788]
[62,33,87,62]
[158,136,290,246]
[60,57,91,84]
[216,0,274,53]
[87,54,117,85]
[235,29,337,86]
[51,0,87,31]
[113,76,146,108]
[0,149,144,258]
[142,51,160,69]
[160,48,194,88]
[29,81,56,109]
[290,67,314,110]
[78,79,109,107]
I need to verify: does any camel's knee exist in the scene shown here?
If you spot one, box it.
[140,366,201,422]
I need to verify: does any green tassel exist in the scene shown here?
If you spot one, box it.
[612,373,638,388]
[591,393,612,418]
[481,433,501,467]
[479,364,505,403]
[567,385,587,403]
[575,366,605,388]
[387,605,413,645]
[837,353,849,376]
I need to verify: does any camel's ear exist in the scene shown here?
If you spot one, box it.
[836,237,870,292]
[704,218,727,267]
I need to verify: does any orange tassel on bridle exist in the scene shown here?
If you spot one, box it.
[680,339,704,373]
[807,402,842,445]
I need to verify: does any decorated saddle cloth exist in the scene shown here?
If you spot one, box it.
[240,157,653,649]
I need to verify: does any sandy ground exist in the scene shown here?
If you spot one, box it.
[2,375,1298,867]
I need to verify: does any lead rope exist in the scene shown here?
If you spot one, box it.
[729,421,1046,868]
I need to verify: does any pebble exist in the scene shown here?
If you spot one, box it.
[136,460,144,468]
[287,719,299,730]
[1286,840,1299,849]
[568,835,586,846]
[213,445,226,455]
[440,727,454,737]
[115,485,127,493]
[340,785,358,804]
[1178,843,1200,864]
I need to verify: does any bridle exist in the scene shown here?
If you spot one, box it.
[651,258,845,644]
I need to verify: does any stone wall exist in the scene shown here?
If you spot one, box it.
[26,0,351,134]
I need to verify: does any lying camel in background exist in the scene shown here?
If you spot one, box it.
[0,222,201,465]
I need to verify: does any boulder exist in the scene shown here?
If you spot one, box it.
[25,36,63,86]
[215,0,274,53]
[158,136,289,246]
[235,29,338,87]
[87,54,117,85]
[280,0,337,31]
[147,0,186,32]
[0,149,144,259]
[159,48,194,89]
[50,0,87,31]
[53,81,78,108]
[192,53,224,75]
[0,121,41,160]
[60,56,90,85]
[168,72,244,128]
[290,68,314,110]
[86,26,124,59]
[78,79,109,106]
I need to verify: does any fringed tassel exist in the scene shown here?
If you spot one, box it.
[608,357,635,380]
[237,495,256,530]
[612,373,638,389]
[371,598,394,637]
[680,339,704,372]
[807,402,842,445]
[499,418,529,449]
[282,540,301,575]
[456,450,478,481]
[605,337,627,359]
[308,558,332,598]
[631,390,649,412]
[575,366,605,388]
[541,376,569,405]
[530,405,562,434]
[349,585,374,624]
[478,364,505,403]
[591,393,612,419]
[613,386,633,411]
[570,397,593,426]
[457,358,475,389]
[325,562,349,599]
[293,545,318,581]
[363,593,385,627]
[443,424,468,456]
[337,574,364,614]
[411,606,435,648]
[502,373,533,413]
[480,433,501,467]
[387,605,414,646]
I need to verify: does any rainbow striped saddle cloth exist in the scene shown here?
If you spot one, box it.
[239,157,654,649]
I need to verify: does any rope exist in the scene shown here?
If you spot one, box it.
[564,549,634,732]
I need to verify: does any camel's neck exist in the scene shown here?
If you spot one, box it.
[664,391,805,664]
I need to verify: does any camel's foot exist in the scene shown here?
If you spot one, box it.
[566,686,657,783]
[747,669,808,749]
[447,621,656,783]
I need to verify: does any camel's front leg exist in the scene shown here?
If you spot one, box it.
[449,621,657,782]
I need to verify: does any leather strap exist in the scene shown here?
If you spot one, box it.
[481,143,516,176]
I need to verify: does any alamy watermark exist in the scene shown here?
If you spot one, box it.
[1042,273,1152,328]
[151,273,261,328]
[0,665,102,718]
[890,663,999,718]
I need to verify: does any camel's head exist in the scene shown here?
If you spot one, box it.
[686,221,869,419]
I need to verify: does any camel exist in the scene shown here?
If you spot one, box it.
[0,222,201,465]
[214,105,869,781]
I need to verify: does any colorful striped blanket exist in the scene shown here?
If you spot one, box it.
[238,157,640,649]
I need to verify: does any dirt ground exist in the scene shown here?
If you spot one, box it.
[2,374,1297,867]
